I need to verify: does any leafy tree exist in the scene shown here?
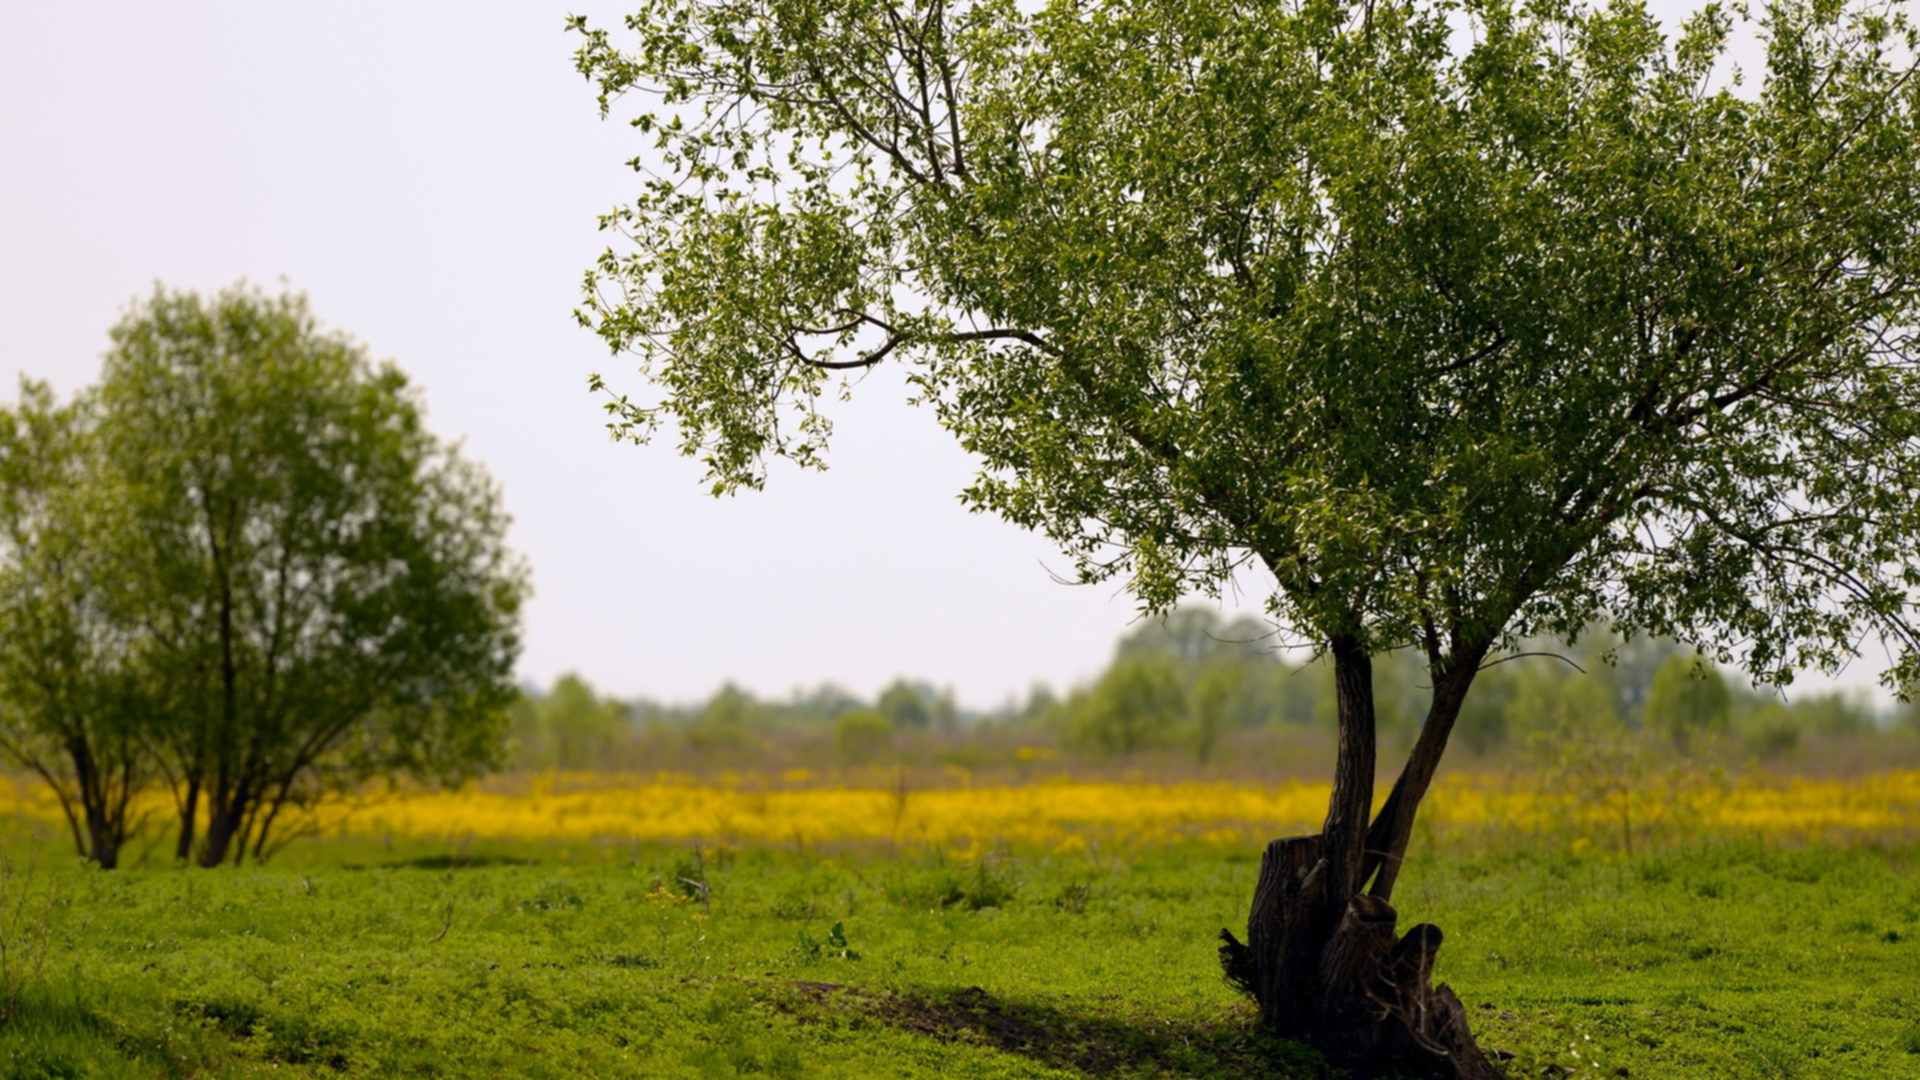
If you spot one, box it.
[1015,682,1059,728]
[833,707,895,763]
[874,678,958,730]
[0,383,155,868]
[1584,631,1683,725]
[1452,664,1518,755]
[1732,701,1803,759]
[687,682,761,751]
[98,285,528,866]
[1788,689,1875,735]
[874,679,932,731]
[1506,666,1618,744]
[1067,653,1187,756]
[1189,660,1242,764]
[789,681,866,726]
[572,0,1920,1069]
[1116,606,1278,664]
[512,673,631,769]
[1643,654,1732,750]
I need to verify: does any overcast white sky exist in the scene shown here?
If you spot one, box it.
[0,2,1892,708]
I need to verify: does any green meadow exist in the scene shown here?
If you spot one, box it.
[2,831,1916,1079]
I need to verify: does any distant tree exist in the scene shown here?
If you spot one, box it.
[1732,701,1803,759]
[1506,667,1618,744]
[513,673,630,769]
[0,383,154,868]
[876,678,960,730]
[874,679,929,730]
[833,708,894,763]
[574,0,1920,1069]
[791,682,866,726]
[1587,633,1684,726]
[1016,683,1059,729]
[1644,655,1732,750]
[1116,606,1277,664]
[1069,653,1188,756]
[1189,660,1242,764]
[1788,690,1875,736]
[1452,665,1518,756]
[688,682,761,752]
[98,285,528,866]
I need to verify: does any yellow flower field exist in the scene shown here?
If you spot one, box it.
[6,768,1918,853]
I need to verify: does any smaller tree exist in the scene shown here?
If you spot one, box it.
[0,383,152,868]
[98,285,528,866]
[1644,654,1732,751]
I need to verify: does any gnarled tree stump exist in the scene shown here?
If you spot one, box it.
[1220,835,1501,1079]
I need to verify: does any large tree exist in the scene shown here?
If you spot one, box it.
[569,0,1920,1073]
[96,286,530,867]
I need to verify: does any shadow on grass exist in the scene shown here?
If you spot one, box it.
[0,988,109,1034]
[2,988,188,1076]
[343,853,536,871]
[777,982,1333,1078]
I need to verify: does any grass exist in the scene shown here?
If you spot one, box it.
[1,827,1916,1078]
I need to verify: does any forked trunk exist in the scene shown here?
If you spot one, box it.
[198,793,249,868]
[1219,639,1499,1079]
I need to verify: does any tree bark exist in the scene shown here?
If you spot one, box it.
[197,785,250,868]
[66,734,124,869]
[175,774,200,862]
[1220,639,1499,1079]
[1362,657,1482,902]
[1321,635,1376,905]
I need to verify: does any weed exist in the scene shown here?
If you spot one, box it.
[795,921,860,962]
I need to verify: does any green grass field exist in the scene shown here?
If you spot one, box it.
[2,831,1917,1079]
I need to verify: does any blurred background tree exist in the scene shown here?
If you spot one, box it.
[509,673,630,770]
[1644,655,1733,752]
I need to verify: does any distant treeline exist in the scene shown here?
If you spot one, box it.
[511,607,1920,770]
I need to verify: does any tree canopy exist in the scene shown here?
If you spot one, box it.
[0,285,530,868]
[573,0,1920,693]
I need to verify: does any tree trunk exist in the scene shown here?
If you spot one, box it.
[1363,659,1481,902]
[175,775,200,862]
[66,735,123,869]
[198,789,249,868]
[1219,640,1499,1079]
[85,810,121,870]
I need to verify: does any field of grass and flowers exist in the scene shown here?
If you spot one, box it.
[3,761,1919,1079]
